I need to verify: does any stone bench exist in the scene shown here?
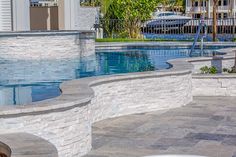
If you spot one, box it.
[0,141,11,157]
[0,133,58,157]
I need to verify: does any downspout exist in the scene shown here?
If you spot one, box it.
[10,0,14,31]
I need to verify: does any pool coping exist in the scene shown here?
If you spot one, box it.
[0,30,95,37]
[0,42,236,117]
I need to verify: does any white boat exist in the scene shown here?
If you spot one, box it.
[146,11,192,29]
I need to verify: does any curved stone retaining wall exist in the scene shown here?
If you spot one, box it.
[90,72,192,123]
[0,102,91,157]
[0,69,192,157]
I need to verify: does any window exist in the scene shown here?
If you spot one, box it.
[218,0,222,6]
[194,1,199,7]
[223,13,228,18]
[201,1,207,6]
[223,0,227,6]
[194,14,201,18]
[218,13,222,19]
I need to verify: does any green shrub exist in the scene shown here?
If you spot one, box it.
[222,67,236,73]
[200,66,218,74]
[223,68,229,73]
[200,66,209,74]
[209,66,218,74]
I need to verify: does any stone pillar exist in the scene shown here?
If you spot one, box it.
[12,0,30,31]
[78,31,95,57]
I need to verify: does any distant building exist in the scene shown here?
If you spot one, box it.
[185,0,235,18]
[30,0,58,6]
[0,0,98,31]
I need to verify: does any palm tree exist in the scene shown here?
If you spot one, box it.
[212,0,218,41]
[232,50,236,72]
[99,0,113,15]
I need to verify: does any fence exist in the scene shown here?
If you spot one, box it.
[95,18,236,41]
[30,6,59,30]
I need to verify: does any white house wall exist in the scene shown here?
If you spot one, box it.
[12,0,30,31]
[63,0,97,30]
[78,7,98,30]
[63,0,80,30]
[0,0,12,31]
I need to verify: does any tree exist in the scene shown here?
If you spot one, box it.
[212,0,218,41]
[101,0,159,38]
[232,50,236,72]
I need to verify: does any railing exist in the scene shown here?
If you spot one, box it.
[95,18,236,41]
[186,6,230,12]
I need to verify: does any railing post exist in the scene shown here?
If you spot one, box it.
[233,18,235,40]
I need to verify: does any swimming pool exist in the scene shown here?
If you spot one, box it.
[0,47,226,106]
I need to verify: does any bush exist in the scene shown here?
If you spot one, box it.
[200,66,210,74]
[200,66,218,74]
[209,66,217,74]
[223,68,229,73]
[223,67,236,73]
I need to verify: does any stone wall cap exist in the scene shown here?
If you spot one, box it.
[0,30,95,37]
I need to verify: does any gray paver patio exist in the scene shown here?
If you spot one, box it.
[84,97,236,157]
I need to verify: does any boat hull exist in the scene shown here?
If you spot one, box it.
[146,19,191,28]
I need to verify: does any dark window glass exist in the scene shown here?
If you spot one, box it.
[223,0,227,5]
[194,14,201,18]
[223,13,227,18]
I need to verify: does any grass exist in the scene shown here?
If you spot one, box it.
[96,38,194,42]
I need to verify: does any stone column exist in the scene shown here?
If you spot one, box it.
[78,31,95,57]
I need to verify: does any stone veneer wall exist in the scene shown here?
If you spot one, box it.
[190,57,236,96]
[192,76,236,96]
[91,73,192,123]
[0,103,91,157]
[0,31,95,60]
[0,71,192,157]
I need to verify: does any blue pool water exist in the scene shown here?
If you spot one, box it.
[0,47,226,105]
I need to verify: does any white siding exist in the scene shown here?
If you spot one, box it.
[12,0,30,31]
[64,0,80,30]
[0,0,12,31]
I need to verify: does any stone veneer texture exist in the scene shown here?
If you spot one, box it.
[91,73,192,123]
[0,33,95,60]
[0,72,192,157]
[0,104,91,157]
[193,76,236,96]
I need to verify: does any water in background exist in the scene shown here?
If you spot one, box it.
[0,47,225,105]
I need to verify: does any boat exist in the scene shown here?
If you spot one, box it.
[146,12,192,29]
